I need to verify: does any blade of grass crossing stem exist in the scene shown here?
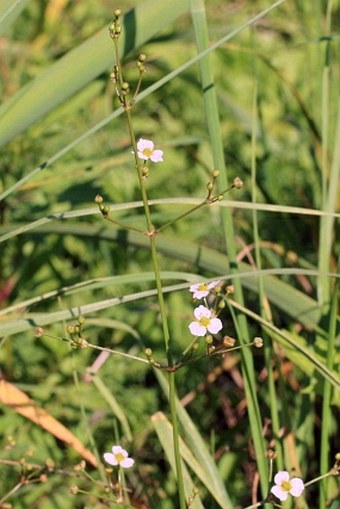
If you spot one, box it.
[319,277,339,509]
[154,371,233,509]
[250,76,284,471]
[190,0,269,496]
[151,412,205,509]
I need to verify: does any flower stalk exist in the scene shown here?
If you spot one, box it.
[108,14,186,509]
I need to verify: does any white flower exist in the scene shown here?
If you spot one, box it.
[188,305,222,337]
[103,445,134,469]
[136,138,163,162]
[271,471,304,501]
[189,280,220,299]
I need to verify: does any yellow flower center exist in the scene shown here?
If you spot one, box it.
[199,316,211,327]
[199,283,208,291]
[281,480,292,492]
[115,453,125,463]
[143,148,153,157]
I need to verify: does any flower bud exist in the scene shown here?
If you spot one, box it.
[223,336,236,347]
[233,176,243,189]
[253,336,264,348]
[226,284,234,295]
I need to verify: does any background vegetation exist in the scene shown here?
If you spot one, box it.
[0,1,339,508]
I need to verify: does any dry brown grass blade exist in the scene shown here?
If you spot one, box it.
[0,378,97,467]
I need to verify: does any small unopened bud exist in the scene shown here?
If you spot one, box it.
[74,460,86,472]
[253,336,264,348]
[76,338,88,348]
[70,485,79,495]
[218,300,225,309]
[145,348,153,358]
[217,194,223,201]
[233,177,243,189]
[45,458,55,470]
[67,325,75,335]
[205,335,213,345]
[121,82,130,93]
[142,165,149,177]
[100,204,110,216]
[212,170,220,178]
[267,449,277,459]
[223,336,236,347]
[34,327,44,337]
[226,284,234,295]
[78,316,85,325]
[114,9,121,18]
[207,182,213,191]
[95,194,103,204]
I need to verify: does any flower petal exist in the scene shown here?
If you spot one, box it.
[271,485,288,501]
[137,138,154,151]
[273,471,290,484]
[290,478,304,497]
[150,149,163,162]
[189,322,206,336]
[207,317,222,334]
[120,457,135,468]
[111,445,126,456]
[103,452,118,466]
[193,305,211,319]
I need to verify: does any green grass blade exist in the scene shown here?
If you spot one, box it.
[151,412,205,509]
[154,373,233,508]
[190,0,288,494]
[90,375,133,442]
[1,221,335,328]
[0,0,190,148]
[319,277,339,508]
[0,0,29,35]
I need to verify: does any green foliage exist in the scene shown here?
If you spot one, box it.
[0,0,339,508]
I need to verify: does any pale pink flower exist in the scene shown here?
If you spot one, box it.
[189,280,220,299]
[136,138,163,162]
[103,445,134,469]
[189,305,222,337]
[271,471,304,501]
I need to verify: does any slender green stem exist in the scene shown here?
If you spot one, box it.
[110,25,186,509]
[319,276,338,508]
